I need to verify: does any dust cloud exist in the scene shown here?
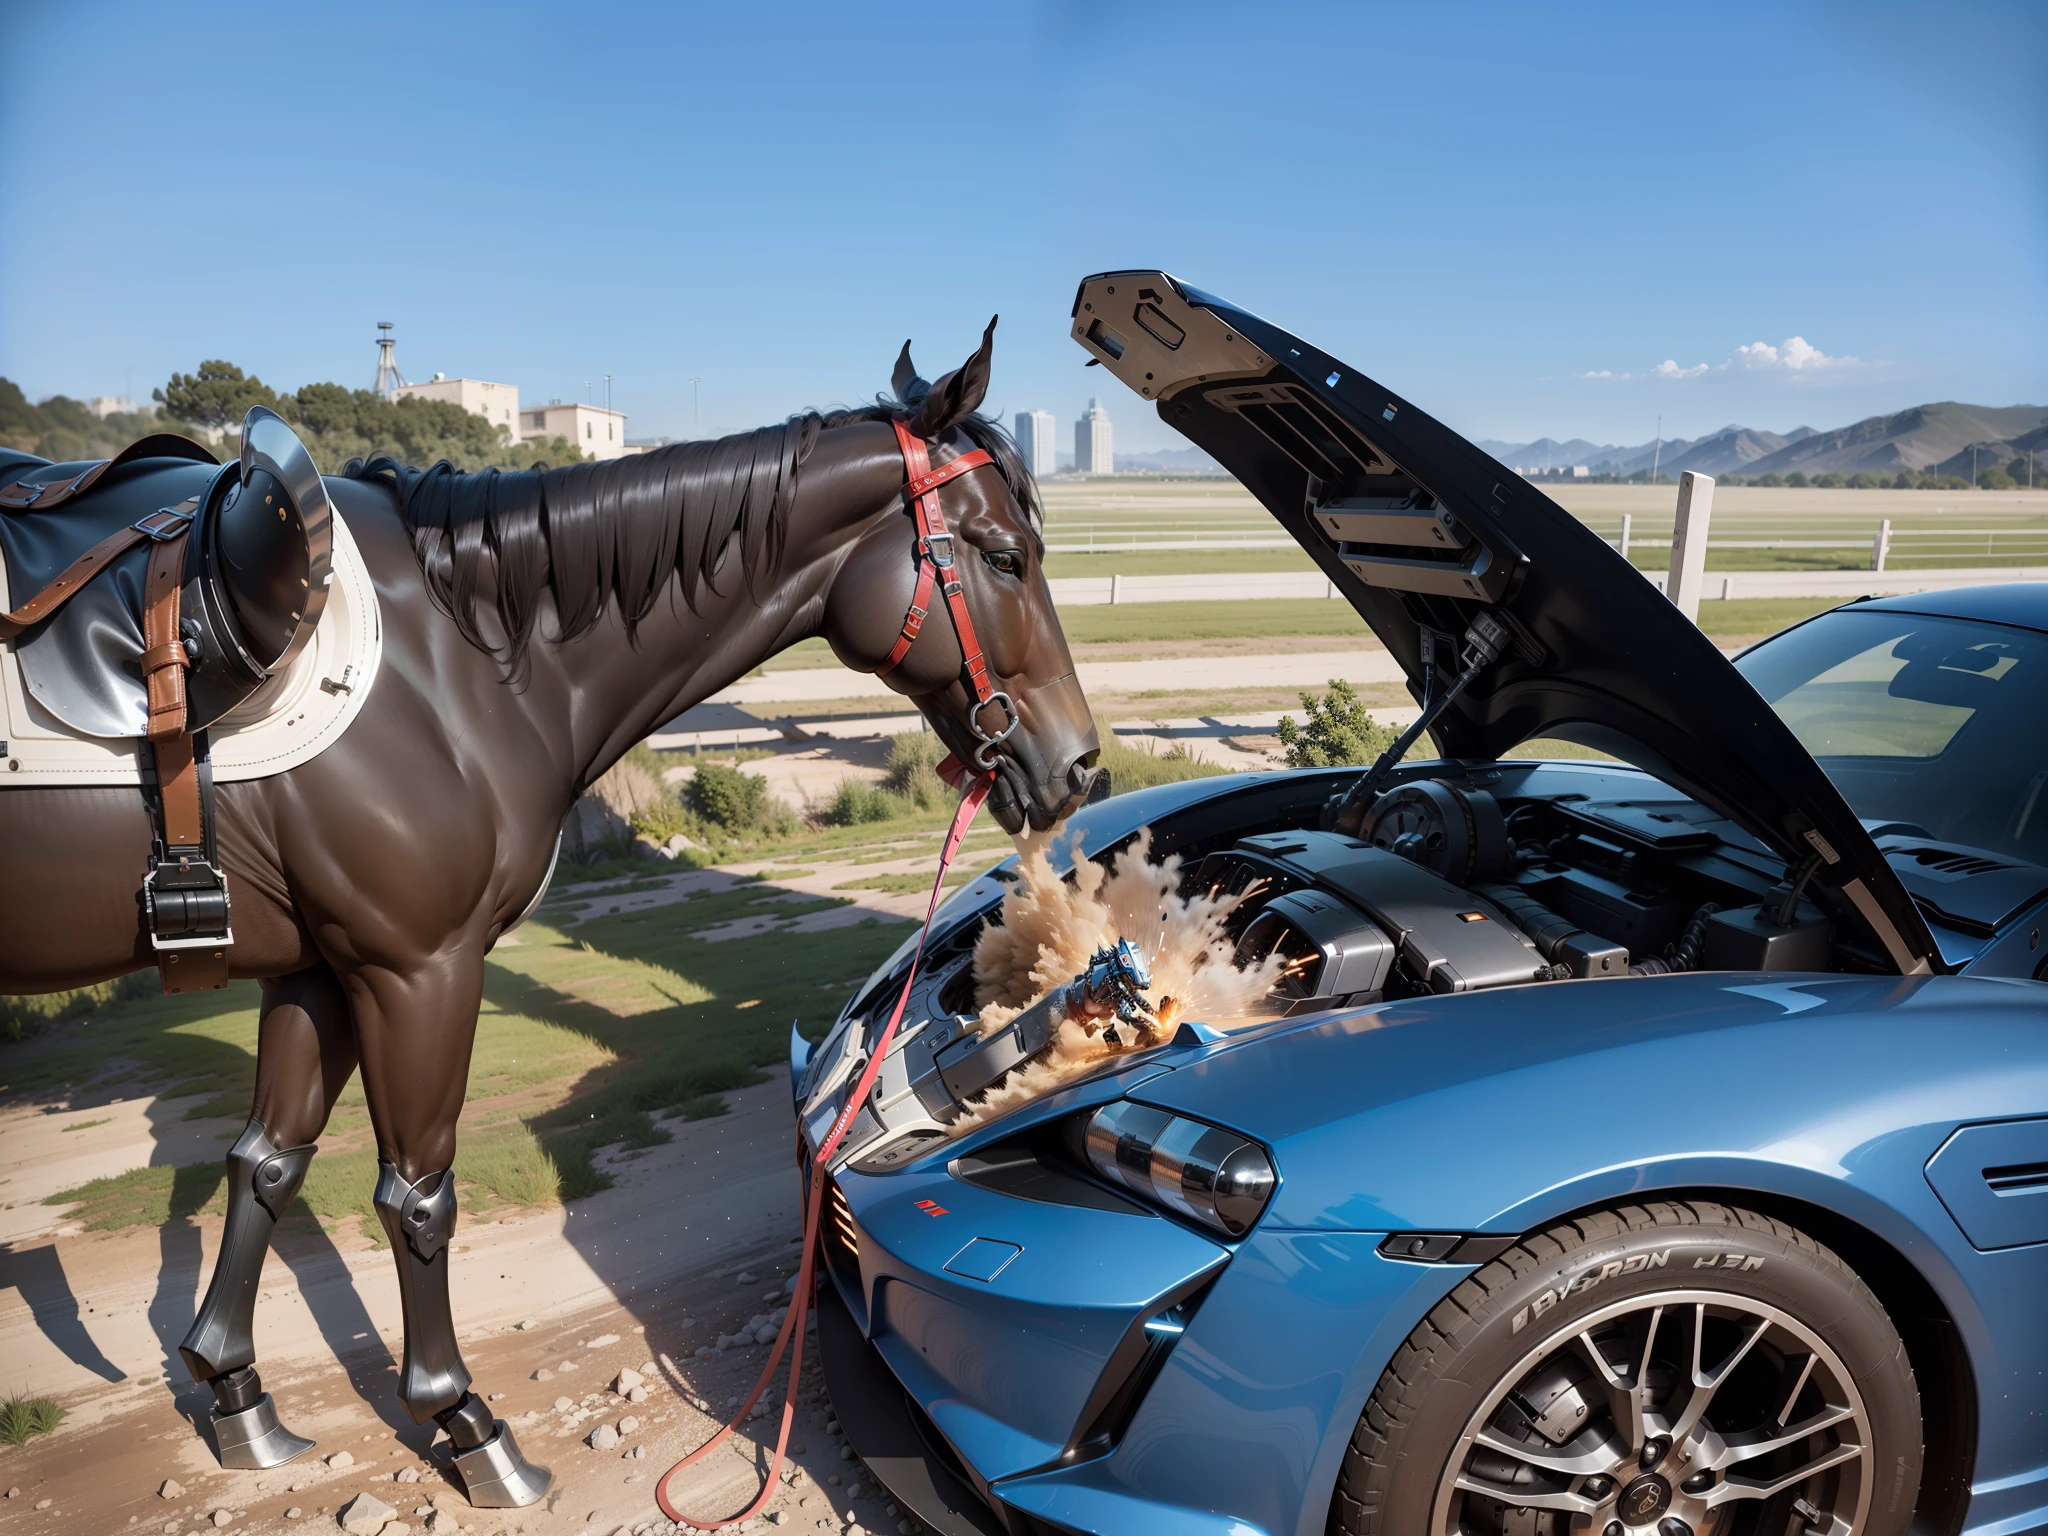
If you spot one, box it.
[956,830,1283,1123]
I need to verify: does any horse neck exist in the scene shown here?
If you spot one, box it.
[524,423,904,796]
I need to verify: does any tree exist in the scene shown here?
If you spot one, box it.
[1785,472,1809,488]
[155,360,283,436]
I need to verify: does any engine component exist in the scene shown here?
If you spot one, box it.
[1365,780,1510,884]
[1234,888,1394,1008]
[1080,1100,1276,1237]
[1701,904,1834,972]
[1475,882,1630,978]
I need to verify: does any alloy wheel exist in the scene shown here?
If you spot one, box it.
[1429,1289,1873,1536]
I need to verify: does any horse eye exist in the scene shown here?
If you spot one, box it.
[982,550,1024,579]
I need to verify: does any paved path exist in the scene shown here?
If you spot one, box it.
[1044,565,2045,606]
[708,647,1405,706]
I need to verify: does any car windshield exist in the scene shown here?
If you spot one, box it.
[1735,608,2048,865]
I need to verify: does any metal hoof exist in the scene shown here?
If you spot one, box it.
[450,1420,552,1508]
[211,1392,315,1469]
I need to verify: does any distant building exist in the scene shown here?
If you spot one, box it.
[397,375,521,443]
[522,401,629,461]
[1014,410,1057,479]
[1074,397,1114,476]
[83,395,134,418]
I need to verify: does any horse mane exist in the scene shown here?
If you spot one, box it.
[345,401,1037,676]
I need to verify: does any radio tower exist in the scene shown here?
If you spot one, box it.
[372,321,407,400]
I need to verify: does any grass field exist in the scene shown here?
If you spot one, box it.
[1036,477,2048,576]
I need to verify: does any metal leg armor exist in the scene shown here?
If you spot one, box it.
[179,1119,317,1469]
[373,1164,550,1507]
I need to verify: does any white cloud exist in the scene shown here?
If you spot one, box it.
[1738,335,1854,371]
[1584,333,1862,382]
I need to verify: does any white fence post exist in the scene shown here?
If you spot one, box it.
[1667,471,1715,622]
[1872,519,1892,572]
[1619,513,1633,560]
[1110,572,1123,606]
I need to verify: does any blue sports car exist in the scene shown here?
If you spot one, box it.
[789,274,2048,1536]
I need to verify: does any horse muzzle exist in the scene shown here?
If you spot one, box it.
[987,749,1101,835]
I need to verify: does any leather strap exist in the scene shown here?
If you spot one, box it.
[874,422,1012,755]
[0,522,154,639]
[0,432,218,512]
[141,503,198,742]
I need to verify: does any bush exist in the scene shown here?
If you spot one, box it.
[1276,679,1401,768]
[823,778,900,825]
[884,730,950,808]
[2,972,155,1043]
[0,1394,64,1446]
[687,761,793,834]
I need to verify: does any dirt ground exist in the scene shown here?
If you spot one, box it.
[0,1083,910,1536]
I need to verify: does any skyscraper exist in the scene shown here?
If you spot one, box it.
[1013,410,1057,479]
[1074,397,1114,475]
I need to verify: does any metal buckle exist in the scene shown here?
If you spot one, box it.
[134,506,196,541]
[969,691,1020,770]
[921,533,955,568]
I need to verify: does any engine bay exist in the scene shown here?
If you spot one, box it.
[799,760,1876,1172]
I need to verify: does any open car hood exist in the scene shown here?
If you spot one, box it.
[1070,271,1937,975]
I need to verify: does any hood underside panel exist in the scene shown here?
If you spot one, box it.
[1068,271,1936,974]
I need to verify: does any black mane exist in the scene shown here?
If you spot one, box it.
[346,402,1037,674]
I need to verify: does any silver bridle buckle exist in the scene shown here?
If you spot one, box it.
[970,691,1020,770]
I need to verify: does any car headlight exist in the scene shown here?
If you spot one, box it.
[1082,1101,1277,1237]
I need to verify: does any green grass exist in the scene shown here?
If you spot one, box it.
[831,869,974,896]
[1042,547,1317,581]
[0,1394,65,1446]
[59,1117,112,1132]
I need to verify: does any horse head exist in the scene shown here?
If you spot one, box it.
[827,321,1100,834]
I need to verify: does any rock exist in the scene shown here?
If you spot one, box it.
[791,1442,807,1455]
[619,1416,641,1435]
[338,1491,396,1535]
[768,1515,788,1527]
[326,1451,356,1470]
[532,1369,552,1382]
[284,1509,302,1520]
[628,1385,650,1404]
[628,1445,647,1461]
[736,1272,758,1284]
[554,1396,574,1412]
[422,1510,461,1534]
[515,1319,539,1331]
[716,1335,736,1351]
[639,1359,659,1376]
[35,1498,51,1510]
[488,1392,504,1401]
[558,1360,578,1372]
[898,1523,914,1535]
[614,1368,643,1394]
[840,1446,854,1460]
[160,1481,184,1500]
[289,1479,313,1492]
[847,1482,865,1499]
[588,1423,621,1451]
[587,1333,621,1348]
[211,1512,234,1528]
[784,1274,801,1295]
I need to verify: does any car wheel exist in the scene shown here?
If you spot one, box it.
[1330,1201,1922,1536]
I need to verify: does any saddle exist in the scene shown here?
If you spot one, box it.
[0,408,335,992]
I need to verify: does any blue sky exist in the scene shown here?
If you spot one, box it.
[2,1,2041,452]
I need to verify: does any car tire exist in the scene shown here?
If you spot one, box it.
[1329,1200,1922,1536]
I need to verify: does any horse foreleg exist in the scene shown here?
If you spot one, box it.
[181,965,356,1468]
[347,952,551,1509]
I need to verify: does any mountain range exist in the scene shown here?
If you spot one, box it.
[1478,402,2047,479]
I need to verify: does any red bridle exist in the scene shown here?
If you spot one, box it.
[874,417,1019,770]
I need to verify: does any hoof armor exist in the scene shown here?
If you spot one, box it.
[211,1392,314,1469]
[450,1420,552,1508]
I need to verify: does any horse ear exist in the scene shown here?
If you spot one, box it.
[909,316,996,439]
[892,341,930,406]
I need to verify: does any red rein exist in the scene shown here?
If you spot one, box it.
[655,774,991,1529]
